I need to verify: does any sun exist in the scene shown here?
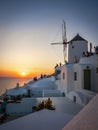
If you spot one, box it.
[21,72,27,77]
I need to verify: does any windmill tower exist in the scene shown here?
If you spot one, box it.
[51,20,68,63]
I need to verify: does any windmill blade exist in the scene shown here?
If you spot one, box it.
[62,20,67,42]
[51,42,63,45]
[50,20,68,63]
[62,41,68,50]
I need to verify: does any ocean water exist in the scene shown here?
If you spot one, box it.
[0,77,32,95]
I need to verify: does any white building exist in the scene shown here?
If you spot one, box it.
[27,78,62,97]
[60,34,98,106]
[64,33,88,64]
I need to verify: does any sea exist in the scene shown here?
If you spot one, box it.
[0,77,33,96]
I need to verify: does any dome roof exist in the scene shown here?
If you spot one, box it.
[30,78,58,90]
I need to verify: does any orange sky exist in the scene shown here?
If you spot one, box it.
[0,68,54,78]
[0,27,62,78]
[0,27,63,78]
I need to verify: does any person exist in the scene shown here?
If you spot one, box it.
[2,99,7,113]
[90,42,92,53]
[40,74,43,79]
[86,51,89,57]
[59,62,62,66]
[82,52,86,57]
[0,104,2,113]
[55,64,58,69]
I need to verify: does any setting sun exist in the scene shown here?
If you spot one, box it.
[21,72,27,77]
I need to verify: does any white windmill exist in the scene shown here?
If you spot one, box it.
[51,20,68,63]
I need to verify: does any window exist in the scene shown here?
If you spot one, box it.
[74,72,77,80]
[96,68,98,73]
[63,73,65,79]
[72,46,74,48]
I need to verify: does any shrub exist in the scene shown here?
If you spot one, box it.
[33,98,55,111]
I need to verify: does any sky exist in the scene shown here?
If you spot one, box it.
[0,0,98,77]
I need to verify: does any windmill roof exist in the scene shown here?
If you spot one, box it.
[69,33,88,42]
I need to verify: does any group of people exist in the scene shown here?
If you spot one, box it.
[55,62,62,69]
[82,51,93,57]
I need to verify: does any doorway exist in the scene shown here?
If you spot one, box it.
[84,69,91,90]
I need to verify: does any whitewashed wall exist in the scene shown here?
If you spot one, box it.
[67,90,95,106]
[68,41,88,63]
[7,98,38,115]
[60,65,68,94]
